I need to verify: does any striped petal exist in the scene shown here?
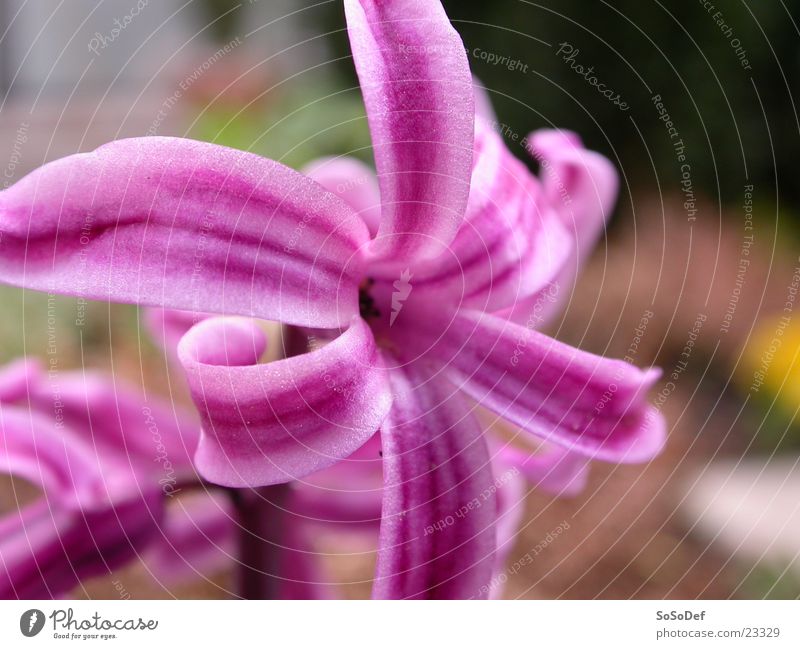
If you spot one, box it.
[344,0,473,263]
[0,405,101,506]
[0,137,370,328]
[0,495,160,599]
[303,156,381,237]
[0,405,161,598]
[0,359,41,403]
[528,128,618,258]
[373,363,495,599]
[499,129,619,325]
[381,120,571,318]
[421,309,666,463]
[24,370,199,483]
[177,316,392,488]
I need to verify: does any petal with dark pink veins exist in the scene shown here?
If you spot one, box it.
[373,362,496,599]
[178,316,392,488]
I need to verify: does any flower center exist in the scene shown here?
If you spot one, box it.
[359,278,381,321]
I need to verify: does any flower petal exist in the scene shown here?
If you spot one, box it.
[420,309,666,463]
[373,363,496,599]
[0,495,160,599]
[344,0,474,263]
[472,76,497,124]
[143,307,212,361]
[289,433,383,528]
[0,359,41,403]
[499,130,619,325]
[143,491,235,586]
[497,442,589,497]
[302,156,381,237]
[0,137,370,328]
[178,316,392,488]
[0,405,100,504]
[378,120,571,318]
[489,465,525,599]
[528,129,618,255]
[0,404,162,598]
[19,370,200,483]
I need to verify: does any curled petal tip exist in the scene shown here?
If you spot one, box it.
[622,405,668,464]
[179,316,267,368]
[179,316,392,488]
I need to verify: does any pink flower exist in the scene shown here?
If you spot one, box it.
[0,358,343,599]
[0,0,665,598]
[0,359,197,597]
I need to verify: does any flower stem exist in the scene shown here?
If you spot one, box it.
[228,484,290,600]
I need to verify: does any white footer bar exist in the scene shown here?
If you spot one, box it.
[0,600,797,648]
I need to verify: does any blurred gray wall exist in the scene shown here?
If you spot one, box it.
[1,0,202,95]
[0,0,320,180]
[0,0,326,96]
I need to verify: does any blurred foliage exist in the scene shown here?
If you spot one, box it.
[188,74,370,170]
[0,285,149,371]
[739,562,800,599]
[311,0,800,210]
